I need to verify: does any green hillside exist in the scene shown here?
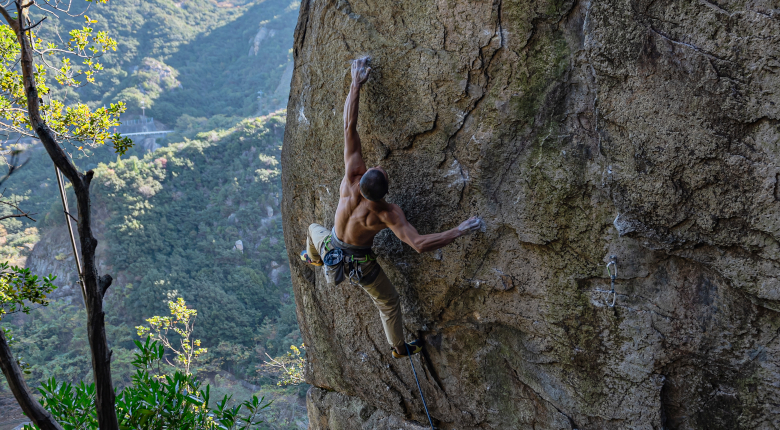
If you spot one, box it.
[41,0,298,123]
[0,0,299,267]
[0,0,306,426]
[95,112,296,361]
[6,111,298,379]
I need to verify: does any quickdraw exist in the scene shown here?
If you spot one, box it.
[348,264,363,286]
[347,253,376,286]
[605,256,617,308]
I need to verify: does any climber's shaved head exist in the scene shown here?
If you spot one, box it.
[360,167,388,201]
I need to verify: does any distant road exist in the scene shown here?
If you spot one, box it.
[121,130,174,138]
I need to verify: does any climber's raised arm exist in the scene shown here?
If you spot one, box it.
[343,57,371,182]
[384,206,481,253]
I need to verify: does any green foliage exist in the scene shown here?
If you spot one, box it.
[0,0,303,419]
[0,262,57,376]
[115,57,179,111]
[38,0,298,124]
[136,296,208,375]
[0,5,131,152]
[0,262,56,319]
[29,337,271,430]
[1,300,138,389]
[0,0,299,266]
[259,344,304,387]
[36,379,98,429]
[2,112,298,397]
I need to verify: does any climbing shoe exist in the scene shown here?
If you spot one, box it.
[392,340,422,359]
[300,250,323,266]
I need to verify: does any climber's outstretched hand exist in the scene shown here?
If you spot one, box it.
[458,216,482,236]
[351,57,371,87]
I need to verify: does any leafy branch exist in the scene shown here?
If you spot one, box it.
[259,344,305,386]
[0,0,132,153]
[136,296,207,376]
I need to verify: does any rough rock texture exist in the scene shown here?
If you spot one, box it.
[27,207,110,303]
[281,0,780,428]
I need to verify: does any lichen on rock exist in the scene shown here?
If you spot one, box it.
[282,0,780,428]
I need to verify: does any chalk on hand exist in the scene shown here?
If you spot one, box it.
[477,217,486,233]
[348,55,372,64]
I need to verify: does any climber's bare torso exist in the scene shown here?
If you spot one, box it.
[335,58,480,251]
[335,174,394,247]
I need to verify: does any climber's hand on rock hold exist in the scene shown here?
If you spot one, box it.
[457,216,482,236]
[351,57,371,87]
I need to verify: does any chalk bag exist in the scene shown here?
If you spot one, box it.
[323,247,345,285]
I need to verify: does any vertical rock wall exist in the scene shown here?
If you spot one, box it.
[281,0,780,428]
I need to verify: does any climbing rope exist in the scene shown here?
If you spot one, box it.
[55,167,87,308]
[605,256,617,307]
[406,343,435,430]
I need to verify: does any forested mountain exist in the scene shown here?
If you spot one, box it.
[95,115,293,356]
[0,0,298,267]
[0,0,304,428]
[41,0,298,122]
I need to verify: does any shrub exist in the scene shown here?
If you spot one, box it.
[30,337,270,430]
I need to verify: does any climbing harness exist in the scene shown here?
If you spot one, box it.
[605,256,617,308]
[55,167,87,308]
[321,235,377,286]
[406,343,435,430]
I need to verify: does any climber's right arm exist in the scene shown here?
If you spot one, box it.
[384,206,481,253]
[344,58,371,182]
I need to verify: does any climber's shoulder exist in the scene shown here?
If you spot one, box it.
[376,202,407,227]
[339,173,361,197]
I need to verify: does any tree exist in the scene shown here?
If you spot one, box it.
[136,296,208,376]
[0,1,131,429]
[259,344,305,386]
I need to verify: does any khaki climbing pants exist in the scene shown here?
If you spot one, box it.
[307,223,405,349]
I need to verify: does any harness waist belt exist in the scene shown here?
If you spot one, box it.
[329,228,375,260]
[326,228,380,285]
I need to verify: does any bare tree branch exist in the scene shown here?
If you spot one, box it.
[22,15,45,31]
[0,4,16,25]
[0,151,31,188]
[0,192,37,222]
[0,212,36,221]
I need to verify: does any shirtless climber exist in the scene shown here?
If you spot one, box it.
[300,57,482,358]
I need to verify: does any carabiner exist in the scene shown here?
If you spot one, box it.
[348,265,363,286]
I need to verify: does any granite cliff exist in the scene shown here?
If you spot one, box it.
[281,0,780,428]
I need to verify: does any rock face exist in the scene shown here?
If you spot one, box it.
[26,205,110,303]
[281,0,780,428]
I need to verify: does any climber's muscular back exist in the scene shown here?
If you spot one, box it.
[334,174,393,247]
